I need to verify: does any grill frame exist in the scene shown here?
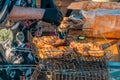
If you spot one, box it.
[31,50,109,80]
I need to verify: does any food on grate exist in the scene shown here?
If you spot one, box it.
[32,37,39,44]
[32,36,72,59]
[53,39,67,47]
[32,35,104,58]
[32,36,58,48]
[70,41,104,57]
[38,46,72,59]
[87,50,104,57]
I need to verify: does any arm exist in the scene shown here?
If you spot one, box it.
[0,0,63,25]
[8,6,63,25]
[8,6,45,20]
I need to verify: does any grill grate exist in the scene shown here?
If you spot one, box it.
[31,50,109,80]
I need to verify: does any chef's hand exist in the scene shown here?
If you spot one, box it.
[42,8,63,26]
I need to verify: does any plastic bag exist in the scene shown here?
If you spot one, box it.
[82,9,120,38]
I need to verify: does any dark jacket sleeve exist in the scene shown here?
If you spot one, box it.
[42,8,63,26]
[41,0,63,25]
[41,0,56,8]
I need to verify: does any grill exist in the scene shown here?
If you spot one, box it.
[31,50,109,80]
[28,24,110,80]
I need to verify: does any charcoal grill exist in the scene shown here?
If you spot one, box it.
[28,21,110,80]
[30,50,109,80]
